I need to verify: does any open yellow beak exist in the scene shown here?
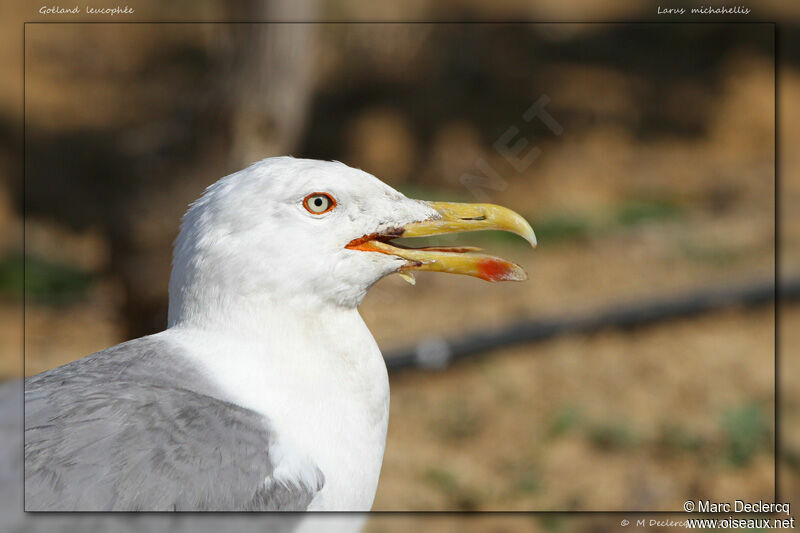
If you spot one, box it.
[346,201,536,282]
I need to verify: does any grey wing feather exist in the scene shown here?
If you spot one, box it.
[24,337,324,511]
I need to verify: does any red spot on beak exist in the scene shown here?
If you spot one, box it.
[477,258,515,282]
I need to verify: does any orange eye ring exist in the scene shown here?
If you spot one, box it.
[303,192,337,215]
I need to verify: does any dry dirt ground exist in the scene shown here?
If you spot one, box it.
[374,306,777,511]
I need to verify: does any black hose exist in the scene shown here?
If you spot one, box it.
[384,276,797,372]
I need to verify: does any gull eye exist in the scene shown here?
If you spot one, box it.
[303,192,336,214]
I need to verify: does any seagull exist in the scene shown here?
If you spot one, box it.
[24,156,536,512]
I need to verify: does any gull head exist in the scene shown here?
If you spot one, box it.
[168,157,536,323]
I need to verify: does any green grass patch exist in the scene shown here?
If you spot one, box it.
[423,466,459,493]
[433,400,484,442]
[0,254,23,300]
[533,215,592,245]
[498,455,543,496]
[680,243,744,267]
[782,448,800,470]
[548,406,583,438]
[586,421,637,451]
[512,468,542,494]
[0,252,94,304]
[614,198,684,227]
[422,466,482,510]
[538,516,567,533]
[721,403,771,467]
[655,422,706,454]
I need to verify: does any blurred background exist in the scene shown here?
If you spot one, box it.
[1,0,797,527]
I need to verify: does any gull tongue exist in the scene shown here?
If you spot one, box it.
[397,272,416,285]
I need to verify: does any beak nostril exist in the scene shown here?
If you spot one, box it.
[459,216,487,221]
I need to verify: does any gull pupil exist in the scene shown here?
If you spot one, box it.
[306,193,331,213]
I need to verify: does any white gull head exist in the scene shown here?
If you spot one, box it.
[168,157,437,325]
